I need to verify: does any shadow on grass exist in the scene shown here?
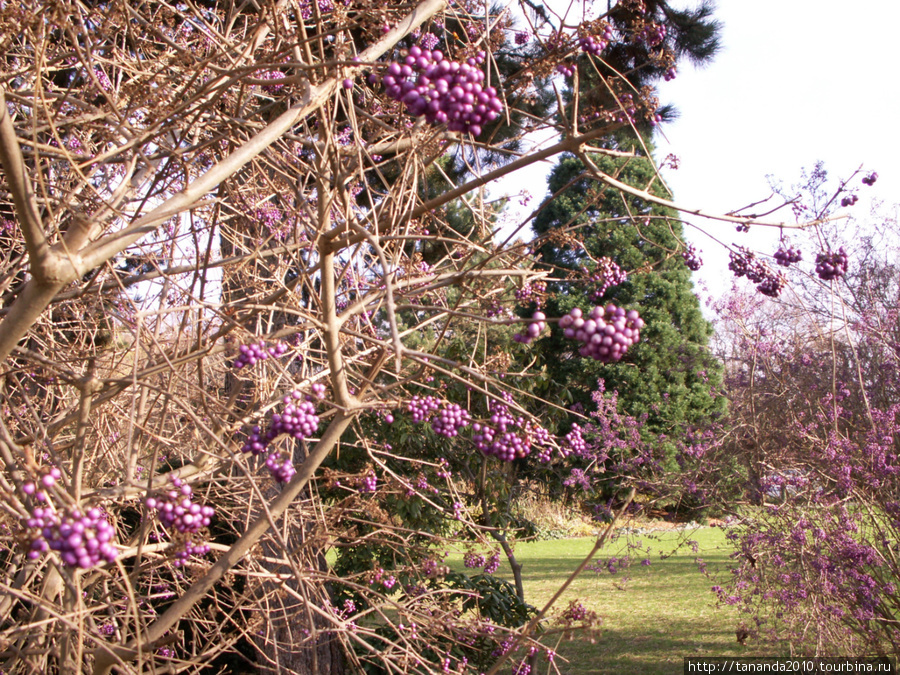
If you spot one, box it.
[549,617,773,675]
[503,556,727,579]
[447,533,761,674]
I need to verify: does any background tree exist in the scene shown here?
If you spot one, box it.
[528,146,724,509]
[513,1,724,510]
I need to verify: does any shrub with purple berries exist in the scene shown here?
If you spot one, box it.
[472,400,531,461]
[729,247,787,297]
[756,271,787,298]
[407,395,441,423]
[265,450,296,483]
[261,391,320,443]
[358,472,377,493]
[463,552,486,568]
[174,538,211,567]
[588,257,628,301]
[430,402,471,438]
[578,25,614,55]
[728,248,759,279]
[563,424,587,457]
[514,280,546,307]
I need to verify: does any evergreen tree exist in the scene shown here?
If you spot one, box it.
[605,0,722,84]
[513,0,724,498]
[530,147,724,476]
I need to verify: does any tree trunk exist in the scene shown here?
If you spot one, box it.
[250,445,346,675]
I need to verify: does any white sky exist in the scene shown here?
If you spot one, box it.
[493,0,900,301]
[656,0,900,293]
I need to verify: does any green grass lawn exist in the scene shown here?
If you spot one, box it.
[448,525,782,674]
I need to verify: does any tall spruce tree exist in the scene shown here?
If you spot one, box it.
[529,145,725,478]
[516,0,725,493]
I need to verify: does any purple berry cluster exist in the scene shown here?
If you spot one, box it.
[464,552,486,568]
[727,248,757,278]
[22,465,62,497]
[862,172,878,186]
[559,305,644,363]
[774,245,802,267]
[563,424,587,457]
[405,396,471,438]
[233,340,288,369]
[368,567,397,590]
[612,92,637,124]
[588,258,628,301]
[407,395,441,423]
[475,427,530,461]
[472,401,532,461]
[484,552,500,574]
[358,472,377,493]
[372,46,502,136]
[514,280,546,306]
[265,450,296,483]
[756,273,787,298]
[535,446,553,464]
[681,245,702,271]
[840,194,858,208]
[419,32,440,51]
[514,31,529,46]
[145,477,215,535]
[527,423,554,463]
[728,248,787,297]
[174,538,210,567]
[241,426,268,455]
[24,504,118,568]
[240,392,320,481]
[513,311,547,344]
[269,392,320,440]
[557,63,575,77]
[815,248,849,281]
[562,602,589,622]
[636,22,666,47]
[430,402,471,438]
[578,26,614,55]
